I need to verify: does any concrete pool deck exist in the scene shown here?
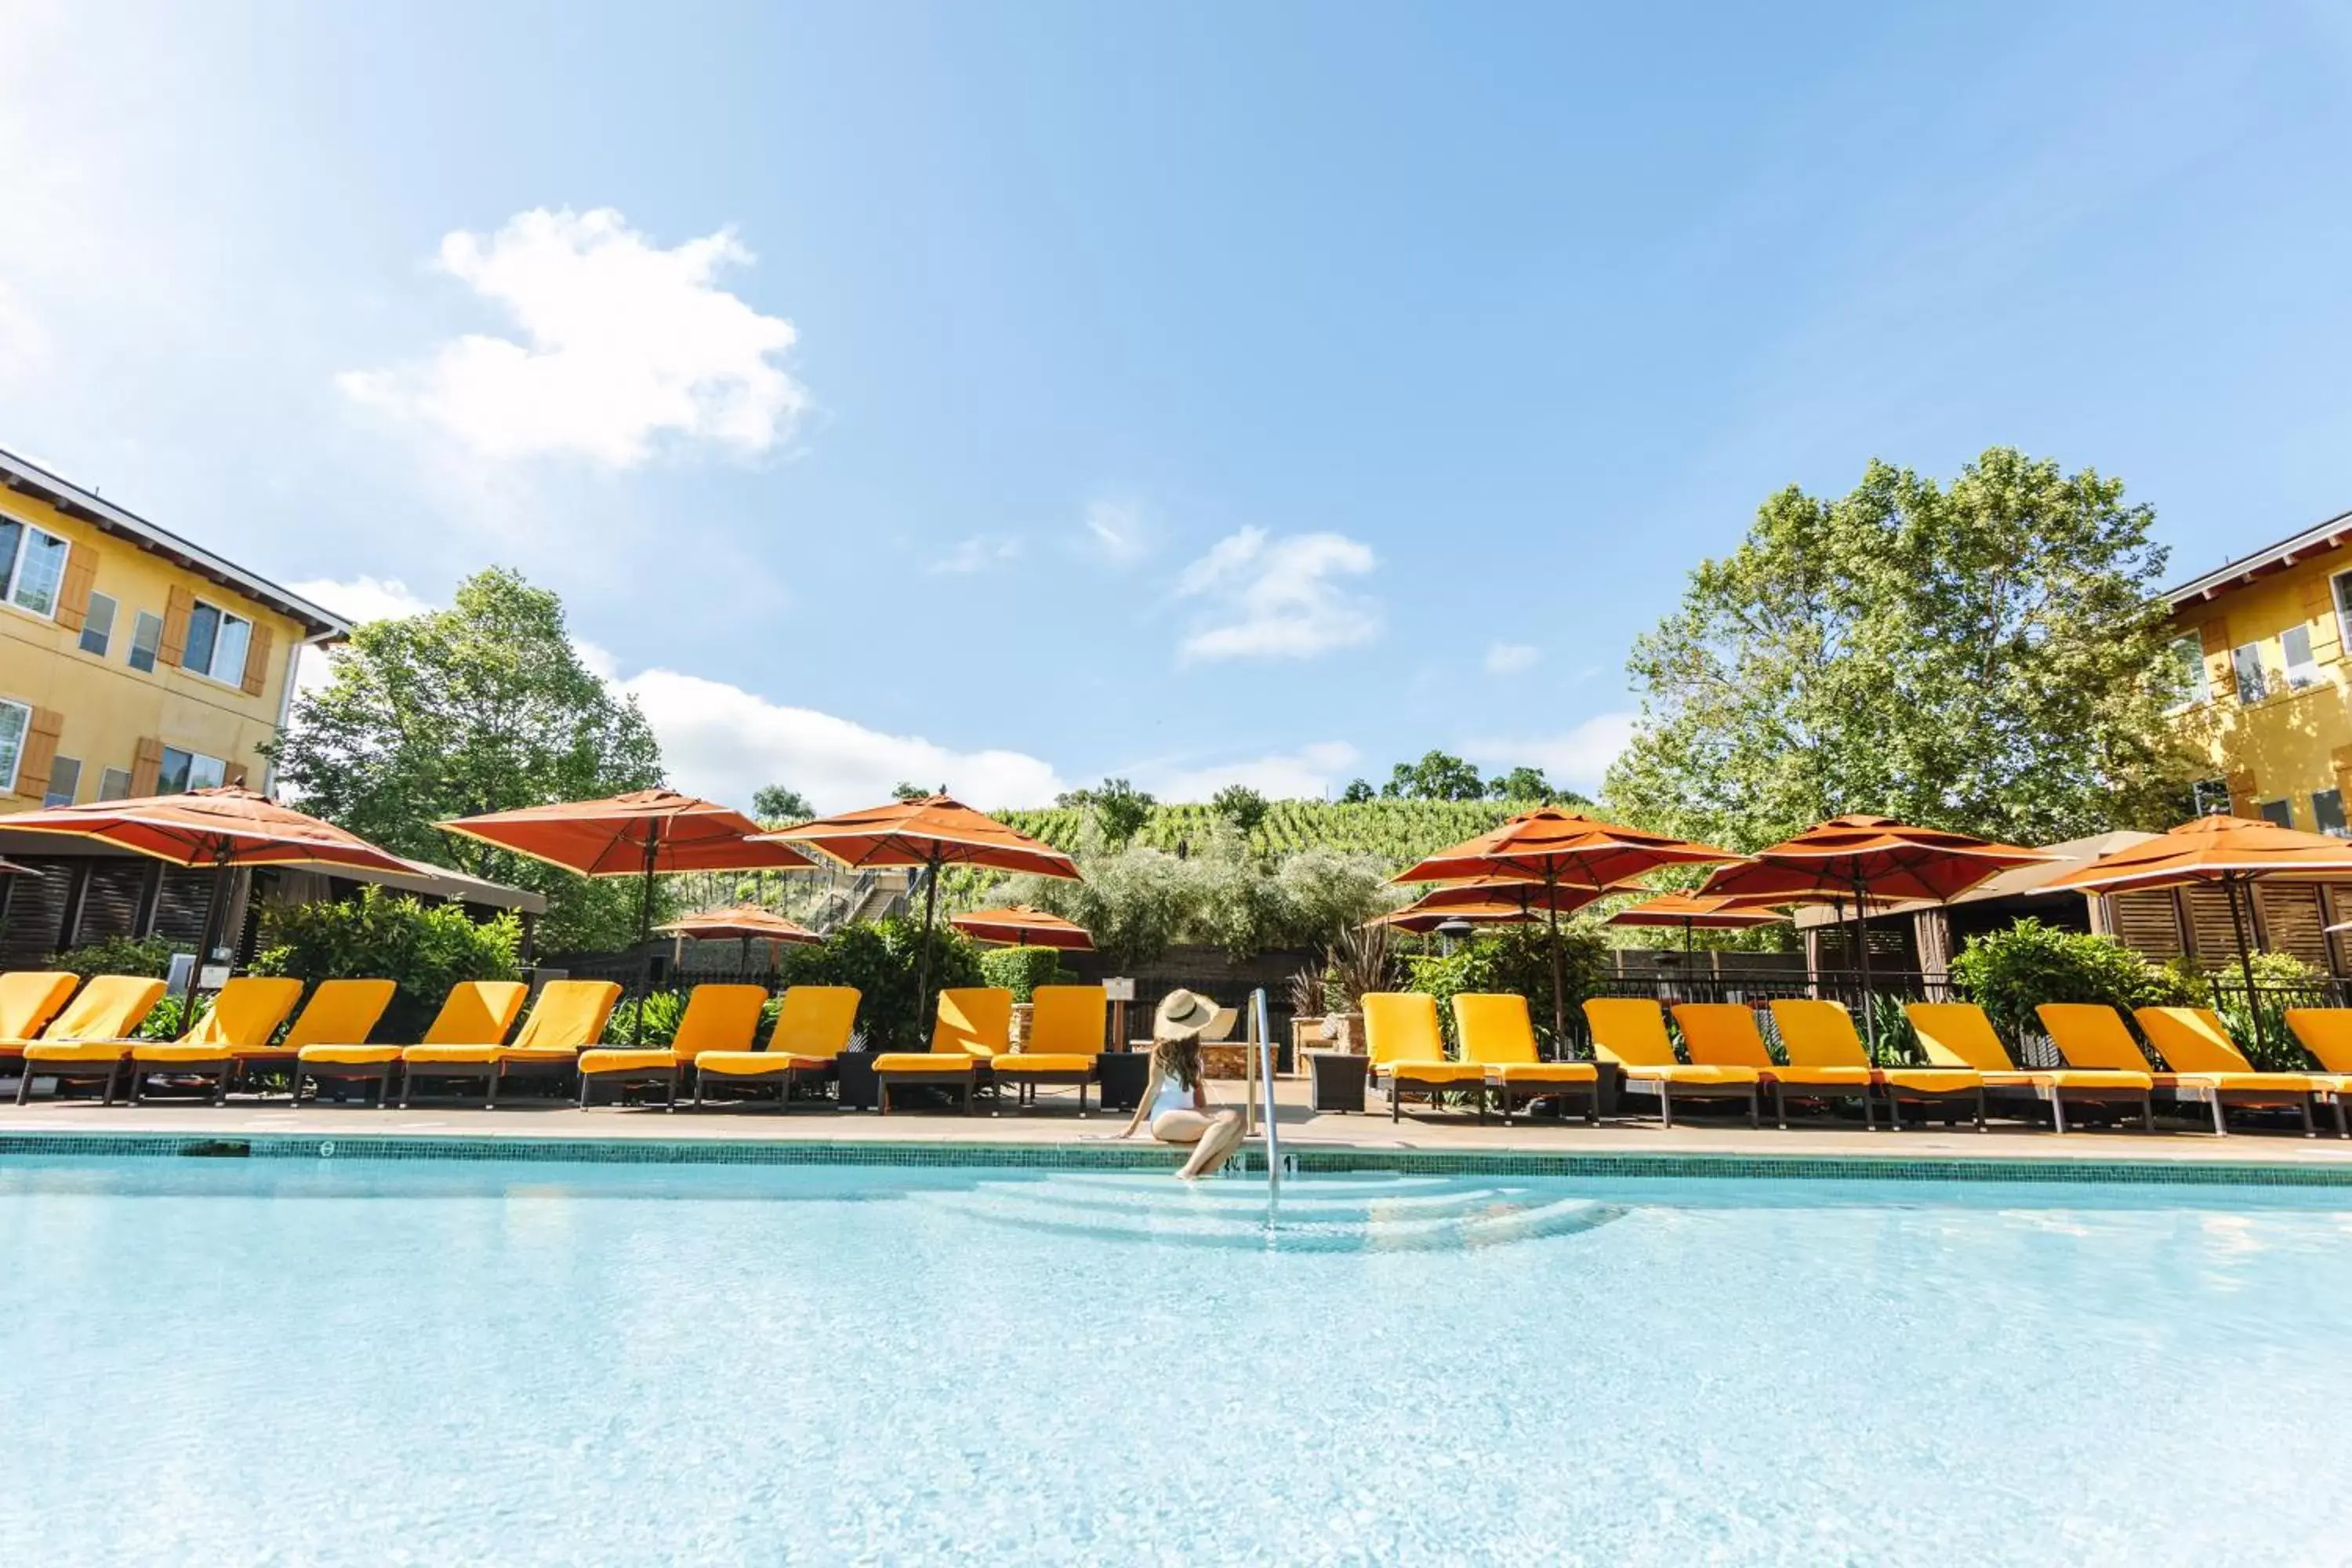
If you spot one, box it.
[4,1076,2350,1171]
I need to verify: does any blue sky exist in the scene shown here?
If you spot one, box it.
[5,2,2350,812]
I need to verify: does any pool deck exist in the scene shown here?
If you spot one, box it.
[4,1076,2350,1171]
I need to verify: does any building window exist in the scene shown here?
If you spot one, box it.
[2191,778,2232,816]
[2316,789,2349,838]
[0,699,27,793]
[2165,633,2209,708]
[78,592,116,658]
[2283,625,2321,690]
[2232,642,2269,704]
[181,600,252,686]
[2259,799,2293,829]
[127,610,164,673]
[42,756,80,808]
[2335,569,2352,639]
[0,516,70,618]
[96,766,132,802]
[156,745,227,795]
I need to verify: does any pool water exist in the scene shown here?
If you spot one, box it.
[3,1158,2349,1565]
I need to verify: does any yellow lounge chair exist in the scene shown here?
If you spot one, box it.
[1675,1002,1878,1131]
[401,979,620,1109]
[693,985,861,1109]
[1769,1000,1985,1131]
[1364,991,1488,1123]
[2134,1006,2324,1137]
[873,987,1009,1114]
[292,980,529,1107]
[1907,1002,2149,1134]
[1582,997,1759,1128]
[577,982,766,1109]
[1452,992,1596,1123]
[2282,1009,2352,1138]
[139,978,395,1105]
[0,972,81,1068]
[14,975,171,1105]
[122,977,306,1105]
[991,985,1109,1114]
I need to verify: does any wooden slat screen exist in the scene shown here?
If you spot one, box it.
[2256,884,2331,971]
[2109,890,2184,960]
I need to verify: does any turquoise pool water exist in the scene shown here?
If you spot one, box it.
[3,1158,2349,1564]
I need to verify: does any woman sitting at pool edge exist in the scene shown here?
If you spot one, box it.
[1119,989,1245,1178]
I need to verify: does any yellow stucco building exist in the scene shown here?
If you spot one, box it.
[0,447,348,809]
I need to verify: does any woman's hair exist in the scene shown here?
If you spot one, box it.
[1149,1033,1201,1091]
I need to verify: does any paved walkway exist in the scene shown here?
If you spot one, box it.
[5,1076,2349,1167]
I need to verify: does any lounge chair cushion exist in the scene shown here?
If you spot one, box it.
[577,1048,677,1076]
[992,1053,1097,1075]
[403,1045,502,1065]
[873,1053,975,1074]
[1877,1069,1987,1094]
[0,972,78,1044]
[23,1040,133,1063]
[281,980,398,1052]
[695,1051,830,1077]
[1377,1060,1487,1084]
[131,1042,250,1065]
[1621,1063,1757,1085]
[299,1044,404,1066]
[2161,1070,2325,1094]
[1763,1065,1875,1087]
[2285,1008,2352,1075]
[1489,1062,1597,1083]
[495,1047,583,1065]
[2036,1068,2154,1091]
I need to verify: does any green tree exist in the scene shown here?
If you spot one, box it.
[1339,779,1376,804]
[891,781,939,803]
[265,567,663,951]
[1487,765,1586,804]
[1058,777,1156,844]
[752,784,813,823]
[1381,750,1487,801]
[1605,448,2192,850]
[1210,783,1269,836]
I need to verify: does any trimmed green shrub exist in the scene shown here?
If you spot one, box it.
[249,887,522,1042]
[1948,919,2191,1048]
[51,934,185,980]
[978,946,1077,1003]
[136,993,205,1040]
[778,915,983,1051]
[604,989,688,1047]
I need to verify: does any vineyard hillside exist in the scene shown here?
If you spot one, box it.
[996,798,1526,870]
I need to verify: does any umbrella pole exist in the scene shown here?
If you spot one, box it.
[912,848,942,1046]
[2223,873,2265,1061]
[631,830,660,1046]
[194,853,235,990]
[1853,872,1878,1064]
[1544,866,1567,1057]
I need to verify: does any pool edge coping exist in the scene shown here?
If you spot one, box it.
[3,1129,2351,1186]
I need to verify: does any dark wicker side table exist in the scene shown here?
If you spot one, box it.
[1304,1050,1368,1112]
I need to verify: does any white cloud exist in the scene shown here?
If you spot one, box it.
[615,666,1067,814]
[1484,641,1539,676]
[1082,499,1148,564]
[1147,742,1360,802]
[338,207,808,467]
[925,535,1022,575]
[1174,527,1380,664]
[1464,713,1639,794]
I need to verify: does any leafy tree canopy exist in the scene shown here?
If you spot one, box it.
[1338,779,1377,804]
[752,784,814,823]
[1381,750,1487,802]
[1210,783,1269,835]
[890,781,941,803]
[1603,448,2193,850]
[1055,776,1157,844]
[265,567,664,951]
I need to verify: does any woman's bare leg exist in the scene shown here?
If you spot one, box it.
[1181,1109,1246,1178]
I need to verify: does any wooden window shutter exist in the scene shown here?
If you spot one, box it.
[223,760,249,789]
[2304,575,2343,663]
[129,736,163,797]
[239,620,274,698]
[2196,618,2230,656]
[53,543,98,633]
[160,585,195,668]
[14,707,64,799]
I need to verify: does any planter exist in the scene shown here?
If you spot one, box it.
[1320,1011,1366,1054]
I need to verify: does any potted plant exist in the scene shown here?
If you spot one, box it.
[1319,924,1392,1054]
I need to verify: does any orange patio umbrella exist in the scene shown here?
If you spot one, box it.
[755,795,1080,1029]
[658,902,819,978]
[2043,814,2352,1059]
[1396,808,1741,1047]
[441,789,818,1040]
[1699,815,2053,1056]
[2,786,412,974]
[1406,874,1632,916]
[1609,892,1788,953]
[949,905,1094,951]
[1370,888,1606,935]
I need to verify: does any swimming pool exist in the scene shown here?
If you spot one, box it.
[3,1157,2347,1564]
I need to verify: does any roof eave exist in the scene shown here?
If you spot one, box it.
[2163,506,2352,609]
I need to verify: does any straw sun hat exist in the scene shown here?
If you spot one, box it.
[1153,988,1222,1040]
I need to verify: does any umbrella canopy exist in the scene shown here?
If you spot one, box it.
[1609,892,1791,929]
[5,786,413,875]
[1698,815,2053,906]
[655,904,820,944]
[754,796,1080,1035]
[949,904,1094,950]
[438,789,816,877]
[1406,874,1632,915]
[1369,898,1560,934]
[1396,809,1740,1048]
[2045,815,2352,1060]
[2,786,414,970]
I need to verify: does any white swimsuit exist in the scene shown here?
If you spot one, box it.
[1149,1072,1197,1120]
